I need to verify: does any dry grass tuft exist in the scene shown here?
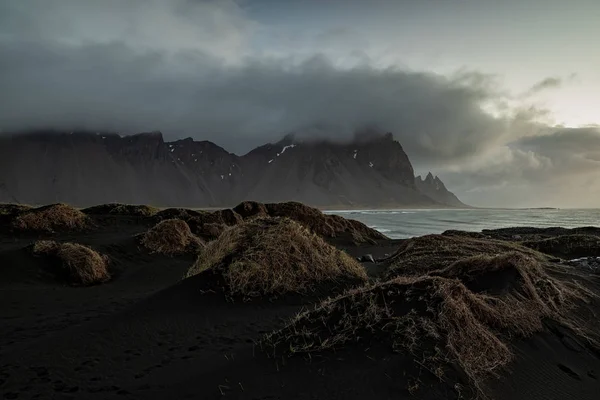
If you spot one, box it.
[262,251,597,397]
[12,203,90,233]
[32,240,110,285]
[154,208,238,242]
[186,217,367,297]
[83,203,158,217]
[521,234,600,259]
[154,208,202,221]
[233,201,268,219]
[195,222,228,241]
[442,230,490,239]
[153,201,386,245]
[140,219,204,255]
[184,209,242,233]
[385,234,544,279]
[264,202,387,244]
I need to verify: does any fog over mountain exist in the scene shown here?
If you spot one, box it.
[1,0,599,208]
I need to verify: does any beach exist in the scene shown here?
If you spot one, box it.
[1,202,599,399]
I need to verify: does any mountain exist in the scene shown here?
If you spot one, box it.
[0,130,467,208]
[415,172,466,208]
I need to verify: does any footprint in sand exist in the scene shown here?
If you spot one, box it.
[557,364,582,381]
[587,370,597,380]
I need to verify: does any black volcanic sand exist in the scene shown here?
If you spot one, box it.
[1,208,600,400]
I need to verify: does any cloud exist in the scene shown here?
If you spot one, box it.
[0,0,599,207]
[0,0,255,62]
[438,127,600,207]
[528,77,563,93]
[0,35,511,162]
[521,74,577,98]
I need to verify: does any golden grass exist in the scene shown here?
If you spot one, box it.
[154,208,202,221]
[196,222,227,241]
[140,219,204,255]
[186,217,367,297]
[83,203,158,217]
[12,203,90,233]
[264,201,388,244]
[232,201,268,219]
[197,209,242,226]
[385,234,544,279]
[262,251,597,398]
[32,240,110,285]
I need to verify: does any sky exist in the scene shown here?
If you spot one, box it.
[0,0,599,208]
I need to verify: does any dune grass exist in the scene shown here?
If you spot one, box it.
[12,203,90,233]
[32,240,110,285]
[232,201,388,244]
[154,208,202,221]
[83,203,158,217]
[232,200,268,219]
[385,234,544,279]
[195,222,227,241]
[140,219,204,255]
[186,217,367,297]
[262,250,597,398]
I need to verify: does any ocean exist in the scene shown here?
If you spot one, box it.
[325,208,600,239]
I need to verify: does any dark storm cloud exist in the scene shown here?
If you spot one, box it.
[0,36,507,161]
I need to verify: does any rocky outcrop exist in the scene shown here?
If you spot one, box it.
[415,172,466,207]
[0,130,467,208]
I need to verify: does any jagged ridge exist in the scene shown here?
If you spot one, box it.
[0,130,467,208]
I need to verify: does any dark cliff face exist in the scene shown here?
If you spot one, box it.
[0,130,467,208]
[240,132,426,206]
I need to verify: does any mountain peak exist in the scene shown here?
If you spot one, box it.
[0,129,467,208]
[276,133,299,146]
[415,172,466,207]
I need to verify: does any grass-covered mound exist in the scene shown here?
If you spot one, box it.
[83,203,158,217]
[233,201,387,244]
[185,217,367,297]
[442,230,490,239]
[140,219,204,255]
[262,252,596,398]
[12,203,90,233]
[521,234,600,259]
[196,209,242,226]
[385,234,543,279]
[154,208,202,221]
[193,222,228,241]
[32,240,110,285]
[154,209,240,242]
[232,200,268,219]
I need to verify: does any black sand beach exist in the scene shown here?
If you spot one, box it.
[1,202,599,400]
